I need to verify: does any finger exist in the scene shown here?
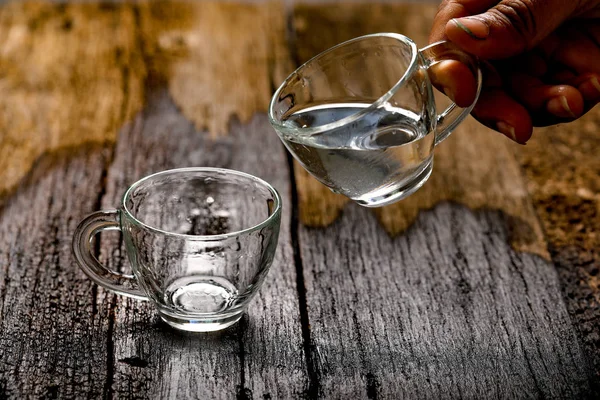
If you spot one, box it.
[480,60,503,88]
[471,88,533,143]
[584,22,600,45]
[551,27,600,75]
[429,60,479,107]
[445,0,578,59]
[511,52,547,77]
[535,31,562,60]
[430,0,500,43]
[428,59,500,108]
[541,23,600,103]
[576,74,600,103]
[547,71,600,103]
[508,72,584,119]
[547,69,576,83]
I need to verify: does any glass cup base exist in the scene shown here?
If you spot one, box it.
[159,310,244,332]
[353,159,433,208]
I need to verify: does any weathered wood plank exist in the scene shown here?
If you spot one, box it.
[98,89,307,398]
[137,0,292,135]
[0,145,114,398]
[298,202,593,398]
[289,2,598,397]
[0,1,303,398]
[294,0,600,382]
[515,118,600,379]
[0,1,145,203]
[91,0,305,396]
[0,1,597,399]
[0,0,292,202]
[0,2,143,397]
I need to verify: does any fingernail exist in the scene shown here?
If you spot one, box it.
[578,76,600,101]
[452,17,489,40]
[496,121,518,142]
[546,96,577,119]
[592,77,600,94]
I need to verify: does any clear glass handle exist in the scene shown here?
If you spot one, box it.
[420,40,483,146]
[72,210,147,300]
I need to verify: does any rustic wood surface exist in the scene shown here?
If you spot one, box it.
[0,0,598,399]
[101,90,306,399]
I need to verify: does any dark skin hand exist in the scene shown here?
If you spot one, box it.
[429,0,600,144]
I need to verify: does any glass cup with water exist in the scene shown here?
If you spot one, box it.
[72,168,282,332]
[269,33,482,207]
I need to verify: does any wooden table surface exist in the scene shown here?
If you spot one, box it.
[0,1,599,398]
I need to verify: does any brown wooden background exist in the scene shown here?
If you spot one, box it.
[0,1,598,398]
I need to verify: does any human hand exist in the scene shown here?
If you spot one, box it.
[429,0,600,143]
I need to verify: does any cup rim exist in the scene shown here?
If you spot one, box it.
[268,32,419,137]
[121,167,282,241]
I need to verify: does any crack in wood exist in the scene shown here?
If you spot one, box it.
[103,296,117,400]
[286,151,322,399]
[0,1,598,398]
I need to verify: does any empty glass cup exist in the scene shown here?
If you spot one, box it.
[269,33,482,207]
[72,168,282,332]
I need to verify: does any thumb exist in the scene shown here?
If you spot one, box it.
[445,0,579,59]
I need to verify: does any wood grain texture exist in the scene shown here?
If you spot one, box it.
[298,202,593,398]
[138,0,292,136]
[515,114,600,378]
[0,1,303,398]
[0,0,292,203]
[0,1,145,203]
[0,145,114,398]
[290,3,548,259]
[98,90,307,399]
[0,0,597,398]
